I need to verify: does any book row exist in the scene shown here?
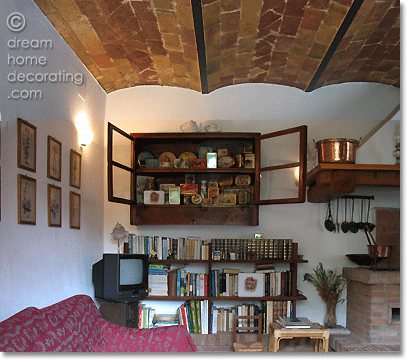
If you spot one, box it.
[127,234,209,260]
[139,300,294,334]
[149,267,294,299]
[126,235,295,262]
[211,270,293,297]
[211,238,293,260]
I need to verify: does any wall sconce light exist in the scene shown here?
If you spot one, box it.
[79,129,93,147]
[294,166,300,187]
[75,111,93,147]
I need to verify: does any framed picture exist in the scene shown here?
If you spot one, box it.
[18,174,36,225]
[47,136,62,181]
[48,184,61,227]
[69,191,81,229]
[70,149,81,189]
[17,118,36,172]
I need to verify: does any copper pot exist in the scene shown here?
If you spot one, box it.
[367,245,393,258]
[314,138,360,163]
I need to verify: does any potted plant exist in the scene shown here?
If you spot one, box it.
[303,263,348,328]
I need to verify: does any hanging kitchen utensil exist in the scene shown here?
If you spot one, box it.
[357,198,365,229]
[341,198,349,233]
[335,198,340,233]
[349,198,358,233]
[324,201,335,232]
[365,199,376,231]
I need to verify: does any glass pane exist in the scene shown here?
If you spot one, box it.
[112,129,132,168]
[259,167,299,201]
[260,132,299,168]
[112,166,132,200]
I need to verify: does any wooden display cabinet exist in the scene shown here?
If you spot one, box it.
[107,123,307,226]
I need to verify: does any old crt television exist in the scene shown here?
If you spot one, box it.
[92,254,149,301]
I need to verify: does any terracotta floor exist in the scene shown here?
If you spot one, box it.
[330,334,400,353]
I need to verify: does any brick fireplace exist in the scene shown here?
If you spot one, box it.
[343,267,400,345]
[330,207,400,352]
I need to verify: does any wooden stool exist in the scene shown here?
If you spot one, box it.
[268,322,330,352]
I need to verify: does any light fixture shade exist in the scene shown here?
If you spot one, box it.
[79,130,93,146]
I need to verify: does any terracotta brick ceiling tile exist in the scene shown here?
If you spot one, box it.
[33,0,399,94]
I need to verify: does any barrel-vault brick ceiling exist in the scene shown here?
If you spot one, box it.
[34,0,400,94]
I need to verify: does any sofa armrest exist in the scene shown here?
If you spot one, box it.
[97,322,197,352]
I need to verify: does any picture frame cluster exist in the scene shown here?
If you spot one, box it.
[17,118,81,229]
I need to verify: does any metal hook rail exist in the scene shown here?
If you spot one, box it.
[341,195,374,200]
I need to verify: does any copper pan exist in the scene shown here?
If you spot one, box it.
[364,225,392,258]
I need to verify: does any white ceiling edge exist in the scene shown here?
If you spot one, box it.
[105,82,400,146]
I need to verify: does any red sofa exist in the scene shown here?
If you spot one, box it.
[0,295,197,352]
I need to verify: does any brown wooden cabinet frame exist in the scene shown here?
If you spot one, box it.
[107,123,307,226]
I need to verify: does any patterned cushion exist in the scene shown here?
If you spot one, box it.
[0,307,44,352]
[34,295,104,352]
[99,323,197,352]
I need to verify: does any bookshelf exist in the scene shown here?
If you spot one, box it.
[145,242,307,333]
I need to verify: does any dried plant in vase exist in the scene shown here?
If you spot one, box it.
[303,263,348,328]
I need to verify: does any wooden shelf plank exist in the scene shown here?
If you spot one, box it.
[307,164,400,203]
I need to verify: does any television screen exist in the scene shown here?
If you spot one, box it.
[120,258,143,286]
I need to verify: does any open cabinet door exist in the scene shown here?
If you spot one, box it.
[107,122,136,205]
[255,125,307,205]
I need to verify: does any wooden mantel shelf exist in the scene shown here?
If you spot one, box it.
[306,164,400,203]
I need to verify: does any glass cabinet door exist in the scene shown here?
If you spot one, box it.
[256,125,307,205]
[107,122,136,205]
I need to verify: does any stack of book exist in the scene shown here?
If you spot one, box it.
[152,314,179,328]
[148,264,168,296]
[276,316,312,329]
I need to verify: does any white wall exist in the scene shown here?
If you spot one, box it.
[104,84,400,327]
[0,0,105,321]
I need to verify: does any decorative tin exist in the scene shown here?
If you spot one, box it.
[244,153,255,168]
[236,154,244,168]
[217,148,228,157]
[169,187,180,204]
[199,147,213,159]
[144,190,165,204]
[180,183,198,194]
[206,152,217,168]
[218,194,236,205]
[193,158,207,168]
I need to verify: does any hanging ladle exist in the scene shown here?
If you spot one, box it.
[357,198,365,230]
[349,198,358,233]
[365,198,376,232]
[324,201,336,232]
[341,198,349,233]
[335,198,340,233]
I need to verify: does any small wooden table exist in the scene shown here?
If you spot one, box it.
[268,322,330,352]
